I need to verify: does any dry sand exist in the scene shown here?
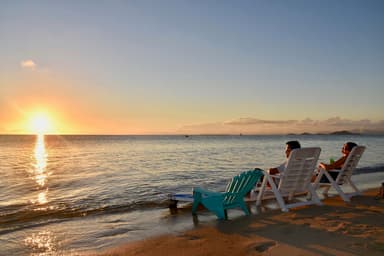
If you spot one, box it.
[97,188,384,256]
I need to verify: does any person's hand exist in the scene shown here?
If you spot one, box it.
[319,163,327,169]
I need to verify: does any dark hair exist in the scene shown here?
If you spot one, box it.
[286,140,301,150]
[345,142,357,151]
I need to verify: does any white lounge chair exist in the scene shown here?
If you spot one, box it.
[313,146,365,202]
[256,147,322,212]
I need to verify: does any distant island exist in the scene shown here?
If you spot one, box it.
[288,130,362,136]
[329,130,361,135]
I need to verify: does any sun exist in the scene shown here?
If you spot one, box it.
[28,112,53,135]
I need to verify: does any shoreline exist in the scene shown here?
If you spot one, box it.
[95,188,384,256]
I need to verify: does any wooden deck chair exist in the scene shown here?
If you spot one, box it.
[256,147,322,212]
[192,169,263,220]
[313,146,365,202]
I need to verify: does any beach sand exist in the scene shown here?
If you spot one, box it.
[97,188,384,256]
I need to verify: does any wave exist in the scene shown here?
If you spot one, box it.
[0,198,173,235]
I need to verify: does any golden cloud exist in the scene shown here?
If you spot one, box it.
[20,60,37,69]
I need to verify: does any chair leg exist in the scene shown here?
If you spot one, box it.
[256,174,268,206]
[268,176,288,212]
[322,172,336,195]
[240,202,250,215]
[313,169,324,190]
[308,184,322,205]
[214,208,227,220]
[192,192,202,214]
[329,179,350,202]
[348,178,361,195]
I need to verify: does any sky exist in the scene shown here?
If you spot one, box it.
[1,0,384,135]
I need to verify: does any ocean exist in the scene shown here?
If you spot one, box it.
[1,134,383,255]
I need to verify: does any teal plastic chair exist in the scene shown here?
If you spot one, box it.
[191,169,264,220]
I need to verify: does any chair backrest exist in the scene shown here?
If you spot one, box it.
[224,169,263,204]
[336,146,365,184]
[278,147,321,194]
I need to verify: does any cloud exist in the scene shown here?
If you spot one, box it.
[224,118,297,126]
[177,117,384,135]
[322,117,372,127]
[20,60,37,70]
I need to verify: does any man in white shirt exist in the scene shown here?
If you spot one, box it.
[269,140,301,176]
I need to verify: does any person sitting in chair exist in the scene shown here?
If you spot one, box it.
[318,142,357,183]
[251,140,301,196]
[268,140,301,175]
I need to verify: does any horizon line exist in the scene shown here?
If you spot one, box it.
[1,131,383,136]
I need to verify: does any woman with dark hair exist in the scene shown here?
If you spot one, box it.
[319,142,357,170]
[318,142,357,183]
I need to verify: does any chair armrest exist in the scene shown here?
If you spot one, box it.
[317,167,341,174]
[327,169,341,173]
[269,174,281,179]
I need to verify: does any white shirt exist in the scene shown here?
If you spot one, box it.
[276,160,288,175]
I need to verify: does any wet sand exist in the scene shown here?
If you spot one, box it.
[96,188,384,256]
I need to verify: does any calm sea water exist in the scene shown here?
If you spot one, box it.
[1,134,384,255]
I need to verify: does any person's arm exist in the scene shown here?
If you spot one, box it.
[319,156,346,170]
[268,168,279,175]
[269,162,285,175]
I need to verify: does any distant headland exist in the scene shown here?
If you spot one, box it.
[329,130,360,135]
[288,130,362,136]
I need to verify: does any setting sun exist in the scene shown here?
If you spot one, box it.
[28,112,54,135]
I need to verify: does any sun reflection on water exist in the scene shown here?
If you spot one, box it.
[31,134,50,205]
[34,134,48,187]
[24,230,57,254]
[38,190,48,204]
[24,136,59,255]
